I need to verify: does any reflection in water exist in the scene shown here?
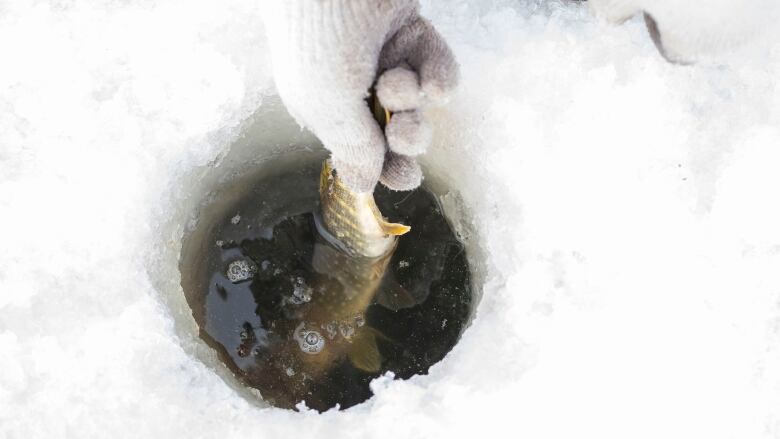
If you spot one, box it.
[184,165,471,411]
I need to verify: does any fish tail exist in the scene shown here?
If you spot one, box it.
[348,327,383,372]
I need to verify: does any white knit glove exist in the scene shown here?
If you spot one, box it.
[262,0,458,192]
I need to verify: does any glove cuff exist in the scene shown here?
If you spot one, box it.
[262,0,419,55]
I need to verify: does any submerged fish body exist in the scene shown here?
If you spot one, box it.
[248,160,423,408]
[289,241,399,373]
[279,160,419,373]
[280,161,416,370]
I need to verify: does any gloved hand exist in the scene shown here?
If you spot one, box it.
[262,0,458,192]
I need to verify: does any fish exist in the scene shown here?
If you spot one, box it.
[284,160,417,372]
[245,100,428,409]
[317,159,410,258]
[287,88,420,370]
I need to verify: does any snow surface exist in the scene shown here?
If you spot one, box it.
[2,1,780,438]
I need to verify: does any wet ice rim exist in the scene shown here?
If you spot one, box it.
[150,97,492,408]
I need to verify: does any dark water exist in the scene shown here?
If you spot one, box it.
[182,163,471,411]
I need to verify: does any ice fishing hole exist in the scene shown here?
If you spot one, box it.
[177,100,476,412]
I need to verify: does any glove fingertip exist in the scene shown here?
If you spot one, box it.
[386,111,431,157]
[379,153,422,192]
[421,61,459,105]
[376,66,423,112]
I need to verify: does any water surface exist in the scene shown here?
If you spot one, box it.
[182,162,472,411]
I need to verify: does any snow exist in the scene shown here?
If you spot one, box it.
[1,1,780,438]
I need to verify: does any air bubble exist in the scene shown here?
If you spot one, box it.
[226,259,257,283]
[288,278,313,305]
[338,322,355,339]
[295,323,325,355]
[322,322,338,340]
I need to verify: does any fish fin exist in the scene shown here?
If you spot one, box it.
[380,221,411,236]
[348,328,383,372]
[375,271,419,311]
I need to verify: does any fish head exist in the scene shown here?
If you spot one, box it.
[318,160,410,258]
